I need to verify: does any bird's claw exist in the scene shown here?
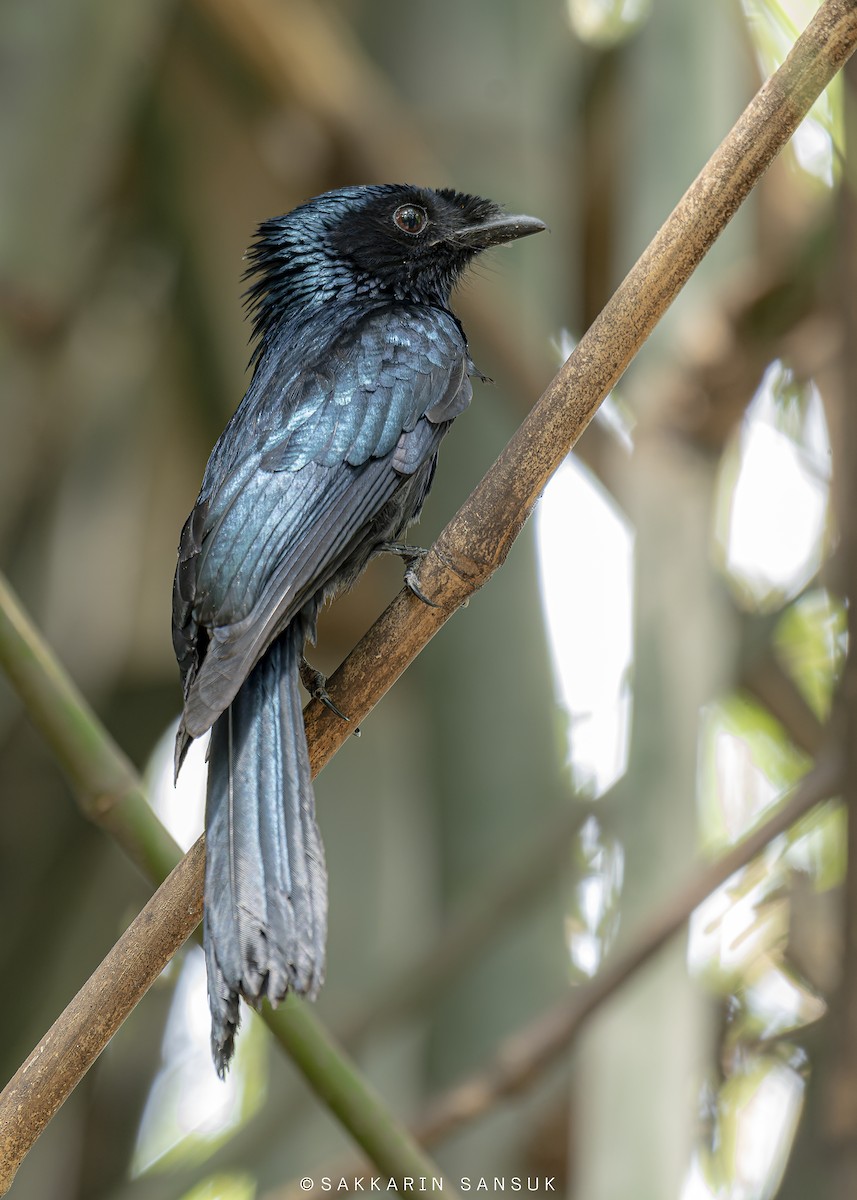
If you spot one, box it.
[404,566,439,607]
[379,541,438,607]
[299,657,350,722]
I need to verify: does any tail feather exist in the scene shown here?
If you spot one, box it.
[203,622,327,1076]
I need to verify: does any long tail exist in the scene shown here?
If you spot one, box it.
[203,621,327,1076]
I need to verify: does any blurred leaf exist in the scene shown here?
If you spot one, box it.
[715,1056,804,1200]
[737,961,826,1041]
[698,694,809,851]
[689,859,789,987]
[784,799,846,891]
[774,588,846,720]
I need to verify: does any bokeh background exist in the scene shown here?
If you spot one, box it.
[0,1,852,1198]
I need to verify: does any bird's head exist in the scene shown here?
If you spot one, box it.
[244,184,545,343]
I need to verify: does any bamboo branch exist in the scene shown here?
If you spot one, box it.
[2,0,856,1189]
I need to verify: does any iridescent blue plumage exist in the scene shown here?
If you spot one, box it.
[172,184,544,1073]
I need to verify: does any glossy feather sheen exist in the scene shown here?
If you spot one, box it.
[172,183,541,1071]
[204,625,324,1076]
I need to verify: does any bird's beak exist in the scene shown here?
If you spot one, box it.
[451,213,547,250]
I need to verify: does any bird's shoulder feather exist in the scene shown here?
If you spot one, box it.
[172,301,473,740]
[247,302,470,472]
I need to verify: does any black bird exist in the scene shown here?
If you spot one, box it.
[172,184,545,1074]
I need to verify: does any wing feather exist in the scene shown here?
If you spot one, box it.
[174,303,471,740]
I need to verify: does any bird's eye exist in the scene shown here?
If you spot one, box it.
[393,204,428,235]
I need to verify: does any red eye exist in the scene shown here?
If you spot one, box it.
[393,204,428,235]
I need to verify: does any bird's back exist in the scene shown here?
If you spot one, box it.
[173,299,472,743]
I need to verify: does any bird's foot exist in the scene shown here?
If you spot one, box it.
[300,657,350,722]
[378,541,439,608]
[378,539,427,566]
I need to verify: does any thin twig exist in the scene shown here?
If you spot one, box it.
[413,755,842,1143]
[269,752,842,1200]
[2,0,856,1189]
[742,650,827,757]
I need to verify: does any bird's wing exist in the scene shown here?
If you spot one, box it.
[254,305,472,470]
[173,305,470,742]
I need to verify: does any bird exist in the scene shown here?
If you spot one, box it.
[172,183,545,1074]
